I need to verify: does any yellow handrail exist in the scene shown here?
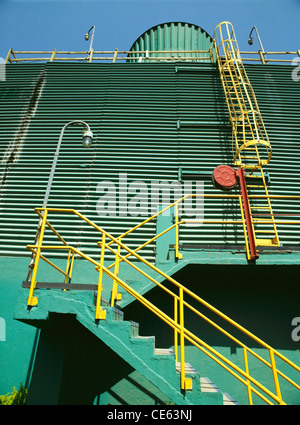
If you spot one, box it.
[25,206,300,404]
[5,48,299,64]
[105,192,300,266]
[4,48,213,64]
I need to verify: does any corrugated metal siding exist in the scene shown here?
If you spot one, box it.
[0,62,299,260]
[0,64,47,253]
[245,64,300,246]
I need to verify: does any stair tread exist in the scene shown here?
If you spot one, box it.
[176,362,198,374]
[134,335,154,339]
[200,378,239,405]
[154,348,175,356]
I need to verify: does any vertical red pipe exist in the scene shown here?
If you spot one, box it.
[236,168,259,260]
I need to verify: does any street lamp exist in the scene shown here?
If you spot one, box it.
[26,120,93,281]
[82,129,93,148]
[248,26,265,53]
[43,121,93,208]
[84,25,95,52]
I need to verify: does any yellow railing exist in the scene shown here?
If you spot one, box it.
[105,192,300,267]
[239,50,300,65]
[25,203,300,404]
[5,48,300,65]
[4,48,214,64]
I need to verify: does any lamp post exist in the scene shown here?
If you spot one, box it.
[248,26,266,64]
[85,25,95,52]
[26,120,94,281]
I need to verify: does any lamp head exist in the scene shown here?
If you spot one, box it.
[85,33,90,41]
[82,130,93,148]
[248,36,253,46]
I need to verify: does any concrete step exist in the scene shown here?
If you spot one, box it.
[154,348,175,356]
[200,377,239,405]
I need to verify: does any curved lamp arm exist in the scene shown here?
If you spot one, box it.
[43,120,93,208]
[248,26,265,53]
[26,120,94,282]
[84,25,95,52]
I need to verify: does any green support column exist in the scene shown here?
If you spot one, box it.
[155,205,175,264]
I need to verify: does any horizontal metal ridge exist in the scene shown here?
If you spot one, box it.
[22,281,98,291]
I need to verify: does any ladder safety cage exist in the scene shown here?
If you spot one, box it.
[213,21,272,170]
[213,22,281,253]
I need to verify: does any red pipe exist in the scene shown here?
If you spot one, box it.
[236,168,259,260]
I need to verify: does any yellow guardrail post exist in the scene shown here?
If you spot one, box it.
[175,203,183,260]
[50,49,57,62]
[269,349,283,405]
[112,48,118,63]
[243,347,253,405]
[110,241,122,306]
[179,287,192,391]
[95,233,107,320]
[5,48,12,64]
[174,297,178,363]
[69,250,75,281]
[64,248,72,287]
[27,209,48,307]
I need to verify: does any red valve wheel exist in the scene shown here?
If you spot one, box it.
[212,165,237,191]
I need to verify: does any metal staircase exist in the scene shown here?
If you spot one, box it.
[213,22,280,259]
[19,206,300,405]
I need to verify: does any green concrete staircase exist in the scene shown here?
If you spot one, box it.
[15,287,224,405]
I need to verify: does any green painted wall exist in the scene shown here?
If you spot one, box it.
[0,257,38,394]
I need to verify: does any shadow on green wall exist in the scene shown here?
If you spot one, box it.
[27,314,171,405]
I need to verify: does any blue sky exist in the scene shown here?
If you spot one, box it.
[0,0,299,60]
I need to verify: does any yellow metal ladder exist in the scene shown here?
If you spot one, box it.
[213,22,280,253]
[246,168,280,248]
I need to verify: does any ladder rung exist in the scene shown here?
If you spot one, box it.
[250,206,270,209]
[255,238,280,246]
[236,132,254,135]
[246,173,265,177]
[252,218,275,222]
[254,230,276,234]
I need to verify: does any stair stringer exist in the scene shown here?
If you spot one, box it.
[14,287,223,405]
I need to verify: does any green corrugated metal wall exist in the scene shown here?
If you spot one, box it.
[0,62,299,260]
[246,65,300,246]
